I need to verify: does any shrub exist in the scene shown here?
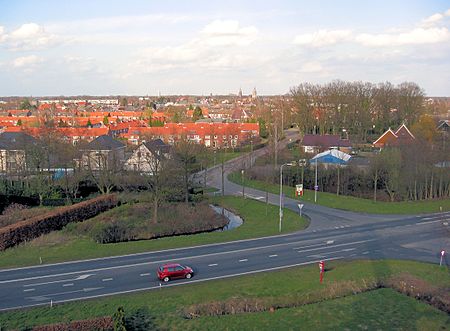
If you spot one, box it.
[125,307,157,331]
[31,316,112,331]
[0,194,118,251]
[93,222,134,244]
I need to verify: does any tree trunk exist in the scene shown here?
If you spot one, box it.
[373,170,378,202]
[153,195,158,223]
[336,166,340,196]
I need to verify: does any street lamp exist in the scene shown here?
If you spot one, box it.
[279,161,297,232]
[241,169,245,197]
[314,158,318,203]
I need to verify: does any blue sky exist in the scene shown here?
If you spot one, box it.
[0,0,449,96]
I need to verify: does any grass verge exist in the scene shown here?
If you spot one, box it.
[0,196,308,269]
[229,172,450,214]
[0,260,448,330]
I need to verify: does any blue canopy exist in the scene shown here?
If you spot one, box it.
[311,149,351,165]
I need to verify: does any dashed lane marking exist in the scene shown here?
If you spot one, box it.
[62,283,74,287]
[269,255,278,258]
[239,259,248,262]
[208,264,218,267]
[102,278,113,282]
[140,273,151,277]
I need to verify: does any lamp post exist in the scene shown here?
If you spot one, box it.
[314,158,318,203]
[241,169,245,197]
[279,161,296,232]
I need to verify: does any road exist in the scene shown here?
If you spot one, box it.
[0,130,448,311]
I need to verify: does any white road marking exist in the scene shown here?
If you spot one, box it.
[416,220,443,225]
[307,254,325,258]
[23,274,94,287]
[298,239,373,254]
[269,254,278,258]
[23,288,35,292]
[362,251,370,255]
[326,240,334,245]
[239,259,248,262]
[140,273,150,277]
[11,257,344,312]
[26,287,103,301]
[341,248,356,252]
[422,217,432,220]
[208,264,218,267]
[293,242,330,250]
[102,278,113,282]
[62,283,74,287]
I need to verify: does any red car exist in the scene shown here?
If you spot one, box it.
[157,263,194,282]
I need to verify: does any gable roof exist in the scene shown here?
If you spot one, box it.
[85,134,125,150]
[373,128,397,147]
[143,138,170,154]
[394,123,415,140]
[0,132,38,150]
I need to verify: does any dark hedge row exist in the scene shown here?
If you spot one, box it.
[0,194,118,251]
[30,316,112,331]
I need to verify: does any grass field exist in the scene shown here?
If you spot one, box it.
[0,196,308,269]
[229,172,450,214]
[0,260,448,330]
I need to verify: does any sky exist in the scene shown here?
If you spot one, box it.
[0,0,449,96]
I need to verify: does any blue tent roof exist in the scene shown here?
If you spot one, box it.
[311,149,351,165]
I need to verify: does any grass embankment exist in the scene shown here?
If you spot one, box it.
[0,196,308,269]
[0,260,448,330]
[229,172,450,214]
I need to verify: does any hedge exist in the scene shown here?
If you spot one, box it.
[0,194,118,251]
[30,316,112,331]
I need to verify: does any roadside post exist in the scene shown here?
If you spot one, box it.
[298,204,304,217]
[319,260,325,283]
[440,250,445,266]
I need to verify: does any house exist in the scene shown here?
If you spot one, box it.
[301,134,352,154]
[437,120,449,132]
[373,124,415,148]
[124,139,170,174]
[79,135,125,171]
[0,132,38,173]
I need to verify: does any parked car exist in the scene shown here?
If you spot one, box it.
[157,263,194,282]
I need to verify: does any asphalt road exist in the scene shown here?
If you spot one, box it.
[0,130,448,311]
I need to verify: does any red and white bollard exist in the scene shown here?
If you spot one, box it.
[319,260,325,283]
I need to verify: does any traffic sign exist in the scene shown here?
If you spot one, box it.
[440,250,445,266]
[314,185,319,191]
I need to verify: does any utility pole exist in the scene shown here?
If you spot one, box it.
[221,154,224,196]
[274,123,278,169]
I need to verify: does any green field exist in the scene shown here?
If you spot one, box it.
[229,172,450,214]
[0,260,448,330]
[0,196,308,269]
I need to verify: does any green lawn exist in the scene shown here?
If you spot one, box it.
[0,196,308,269]
[229,172,450,214]
[203,150,244,168]
[0,260,448,330]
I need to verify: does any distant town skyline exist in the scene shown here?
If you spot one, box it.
[1,0,449,96]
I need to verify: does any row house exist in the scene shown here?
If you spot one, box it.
[0,132,39,173]
[121,122,259,149]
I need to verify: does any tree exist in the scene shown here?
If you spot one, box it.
[120,98,128,107]
[192,106,203,121]
[411,115,438,143]
[87,119,92,128]
[17,119,22,126]
[258,118,268,138]
[103,116,109,125]
[19,99,32,110]
[379,148,402,202]
[112,306,126,331]
[174,138,202,203]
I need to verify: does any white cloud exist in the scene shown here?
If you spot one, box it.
[446,9,450,16]
[300,61,323,73]
[293,29,352,47]
[3,23,58,50]
[12,55,42,68]
[200,20,258,46]
[355,27,450,46]
[421,13,444,27]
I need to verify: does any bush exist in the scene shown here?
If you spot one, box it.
[125,307,157,331]
[31,316,112,331]
[0,194,118,251]
[93,222,134,244]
